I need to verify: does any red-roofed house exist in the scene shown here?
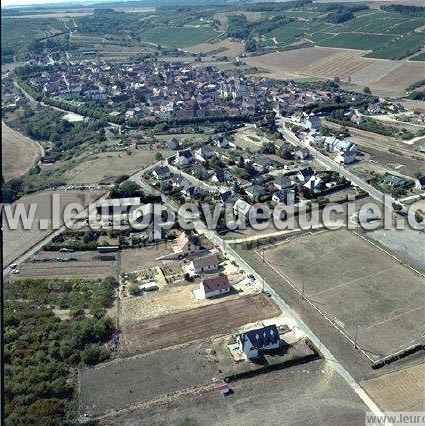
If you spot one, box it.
[199,275,231,299]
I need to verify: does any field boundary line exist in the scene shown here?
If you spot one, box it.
[352,231,425,279]
[252,249,375,363]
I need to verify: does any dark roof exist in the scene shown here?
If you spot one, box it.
[384,175,406,186]
[193,254,219,270]
[202,275,230,293]
[178,149,193,159]
[299,167,314,178]
[239,325,280,350]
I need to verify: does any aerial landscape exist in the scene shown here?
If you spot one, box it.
[1,0,424,424]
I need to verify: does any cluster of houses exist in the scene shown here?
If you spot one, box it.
[24,59,355,123]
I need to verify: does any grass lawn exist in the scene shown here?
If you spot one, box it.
[139,26,220,48]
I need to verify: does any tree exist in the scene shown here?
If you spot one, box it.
[155,152,163,161]
[82,344,109,365]
[363,86,371,94]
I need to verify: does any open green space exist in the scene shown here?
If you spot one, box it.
[139,26,220,48]
[316,32,394,50]
[366,32,424,59]
[409,51,425,61]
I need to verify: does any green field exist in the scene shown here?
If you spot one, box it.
[390,18,425,34]
[269,22,306,43]
[366,32,425,59]
[139,26,220,48]
[409,51,425,61]
[317,32,394,50]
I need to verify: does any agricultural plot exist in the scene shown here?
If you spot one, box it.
[3,190,104,266]
[120,294,280,356]
[80,342,219,416]
[186,38,245,59]
[316,33,394,50]
[64,148,171,184]
[241,230,425,361]
[410,51,425,61]
[2,121,42,182]
[366,32,425,60]
[139,27,220,49]
[390,18,425,34]
[361,362,425,412]
[16,251,117,279]
[269,22,306,44]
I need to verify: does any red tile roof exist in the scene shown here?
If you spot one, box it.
[202,275,230,294]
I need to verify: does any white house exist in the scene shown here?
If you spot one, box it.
[233,198,252,222]
[174,231,201,255]
[198,275,231,299]
[152,165,171,180]
[415,176,425,190]
[191,254,219,275]
[237,325,280,359]
[176,149,194,166]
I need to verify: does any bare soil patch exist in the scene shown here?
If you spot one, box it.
[80,341,218,416]
[120,294,280,356]
[361,362,425,411]
[2,121,42,181]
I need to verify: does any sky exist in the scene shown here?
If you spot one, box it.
[2,0,89,7]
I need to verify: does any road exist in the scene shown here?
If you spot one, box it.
[278,117,396,207]
[129,161,388,421]
[3,192,108,276]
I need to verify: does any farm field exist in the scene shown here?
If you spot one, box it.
[366,32,425,60]
[2,121,42,181]
[233,230,425,362]
[119,282,250,326]
[317,33,393,50]
[410,52,425,61]
[139,27,220,49]
[2,190,104,266]
[80,342,218,416]
[119,245,173,273]
[245,47,425,96]
[64,147,171,184]
[104,360,370,425]
[186,38,244,58]
[361,362,425,411]
[120,294,280,356]
[15,250,117,279]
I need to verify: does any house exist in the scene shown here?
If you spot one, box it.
[303,176,324,193]
[215,135,232,149]
[176,149,194,166]
[167,137,180,150]
[233,198,252,222]
[192,254,219,274]
[252,156,272,173]
[351,114,364,124]
[152,165,171,180]
[273,176,293,191]
[304,115,321,130]
[212,170,233,184]
[335,150,356,165]
[295,147,310,160]
[181,185,201,199]
[415,176,425,190]
[272,189,295,204]
[172,175,190,189]
[245,184,266,200]
[198,275,231,299]
[195,146,215,162]
[174,231,201,255]
[384,175,406,187]
[297,167,315,182]
[218,188,236,204]
[237,325,280,359]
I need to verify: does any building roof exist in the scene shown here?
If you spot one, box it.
[192,254,219,270]
[384,175,406,186]
[201,275,230,294]
[239,324,280,350]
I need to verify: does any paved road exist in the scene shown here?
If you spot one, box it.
[279,118,395,207]
[199,226,386,421]
[3,192,108,276]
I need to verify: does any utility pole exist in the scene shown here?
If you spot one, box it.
[301,280,305,300]
[262,248,265,262]
[354,325,360,349]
